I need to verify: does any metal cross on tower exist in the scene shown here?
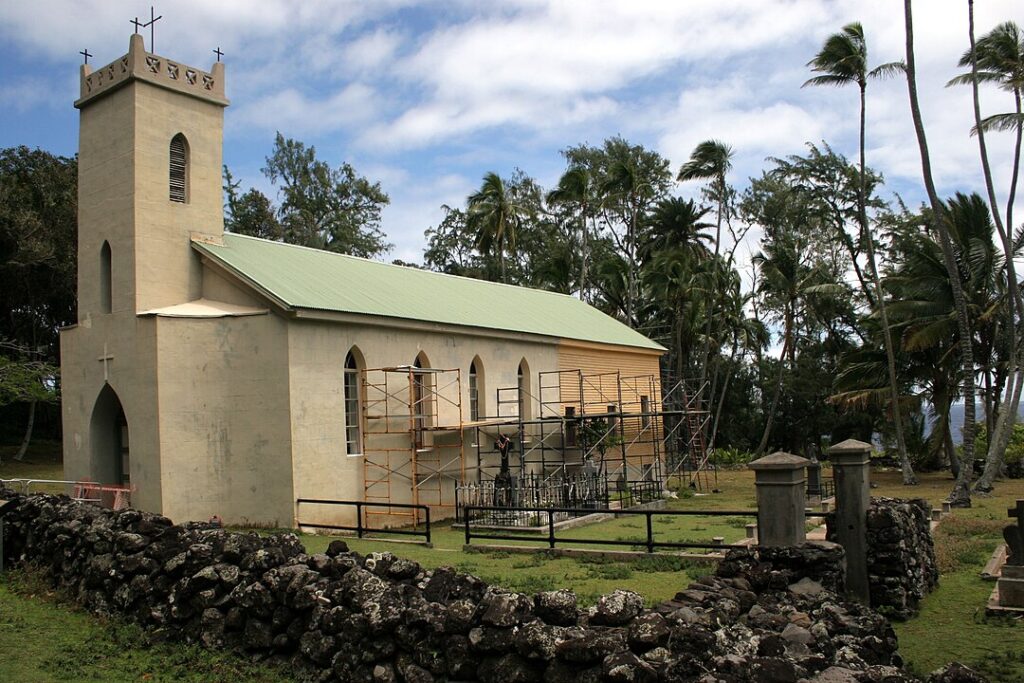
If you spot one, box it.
[142,6,162,53]
[130,16,143,34]
[79,49,92,65]
[213,47,224,62]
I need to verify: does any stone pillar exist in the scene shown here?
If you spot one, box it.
[829,439,872,604]
[749,452,811,547]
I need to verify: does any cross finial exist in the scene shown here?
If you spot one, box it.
[79,48,92,65]
[142,6,162,53]
[130,17,143,34]
[213,46,224,62]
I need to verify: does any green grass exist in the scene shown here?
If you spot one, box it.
[0,570,284,683]
[0,438,65,484]
[875,469,1024,682]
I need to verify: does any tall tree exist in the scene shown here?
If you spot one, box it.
[804,22,916,484]
[466,172,523,284]
[0,146,77,460]
[949,12,1024,492]
[677,140,735,388]
[547,165,596,301]
[902,0,977,505]
[563,137,672,326]
[223,166,282,240]
[262,133,391,257]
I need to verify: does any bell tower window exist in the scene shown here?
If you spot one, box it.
[100,241,112,314]
[169,133,189,203]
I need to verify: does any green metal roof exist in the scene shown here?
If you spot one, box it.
[193,233,664,352]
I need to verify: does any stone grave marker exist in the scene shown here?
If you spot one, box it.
[997,499,1024,608]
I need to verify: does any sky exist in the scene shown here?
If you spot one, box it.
[1,0,1021,271]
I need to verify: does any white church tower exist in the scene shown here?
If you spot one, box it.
[61,34,244,515]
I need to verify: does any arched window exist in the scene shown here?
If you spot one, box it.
[169,133,189,203]
[518,359,532,420]
[100,241,112,314]
[412,352,432,440]
[469,357,485,422]
[344,349,363,456]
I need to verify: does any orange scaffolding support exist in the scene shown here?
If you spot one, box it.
[360,366,464,527]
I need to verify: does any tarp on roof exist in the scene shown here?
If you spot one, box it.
[193,234,664,352]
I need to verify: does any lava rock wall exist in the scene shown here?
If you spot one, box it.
[828,497,939,620]
[0,490,967,682]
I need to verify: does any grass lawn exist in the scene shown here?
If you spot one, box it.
[298,469,760,606]
[0,438,65,484]
[0,571,284,683]
[872,468,1024,682]
[3,443,1024,680]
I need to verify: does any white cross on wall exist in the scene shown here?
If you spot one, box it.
[97,343,114,382]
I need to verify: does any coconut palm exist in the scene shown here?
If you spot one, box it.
[949,17,1024,491]
[677,140,734,259]
[678,141,735,387]
[641,197,713,263]
[804,21,917,484]
[902,0,978,505]
[467,172,522,284]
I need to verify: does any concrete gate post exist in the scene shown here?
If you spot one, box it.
[749,452,811,547]
[829,439,872,604]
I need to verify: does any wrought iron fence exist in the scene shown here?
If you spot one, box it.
[455,472,665,526]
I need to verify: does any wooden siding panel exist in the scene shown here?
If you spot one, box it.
[556,343,665,477]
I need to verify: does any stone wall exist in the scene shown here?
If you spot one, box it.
[0,490,974,682]
[828,497,939,619]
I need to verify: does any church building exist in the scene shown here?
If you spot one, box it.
[61,35,672,528]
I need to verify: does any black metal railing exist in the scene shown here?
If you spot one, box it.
[462,505,755,552]
[295,499,431,544]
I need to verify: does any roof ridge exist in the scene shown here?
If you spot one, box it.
[219,232,584,302]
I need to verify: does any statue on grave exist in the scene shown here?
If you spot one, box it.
[493,434,515,507]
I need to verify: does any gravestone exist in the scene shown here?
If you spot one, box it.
[998,499,1024,608]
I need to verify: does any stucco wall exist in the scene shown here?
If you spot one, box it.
[154,313,293,526]
[286,318,560,527]
[61,316,163,513]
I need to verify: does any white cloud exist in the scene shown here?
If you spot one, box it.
[2,0,1022,260]
[231,82,382,136]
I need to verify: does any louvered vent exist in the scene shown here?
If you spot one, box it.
[169,134,187,202]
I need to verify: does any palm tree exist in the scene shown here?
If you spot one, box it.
[467,172,522,284]
[641,197,713,263]
[678,141,735,388]
[903,0,978,506]
[547,165,595,301]
[948,15,1024,491]
[804,22,916,484]
[677,140,734,259]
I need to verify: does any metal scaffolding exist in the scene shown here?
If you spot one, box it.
[359,365,714,526]
[361,366,464,527]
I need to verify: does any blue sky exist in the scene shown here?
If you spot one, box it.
[1,0,1021,269]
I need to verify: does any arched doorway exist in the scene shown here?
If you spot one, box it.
[90,384,130,486]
